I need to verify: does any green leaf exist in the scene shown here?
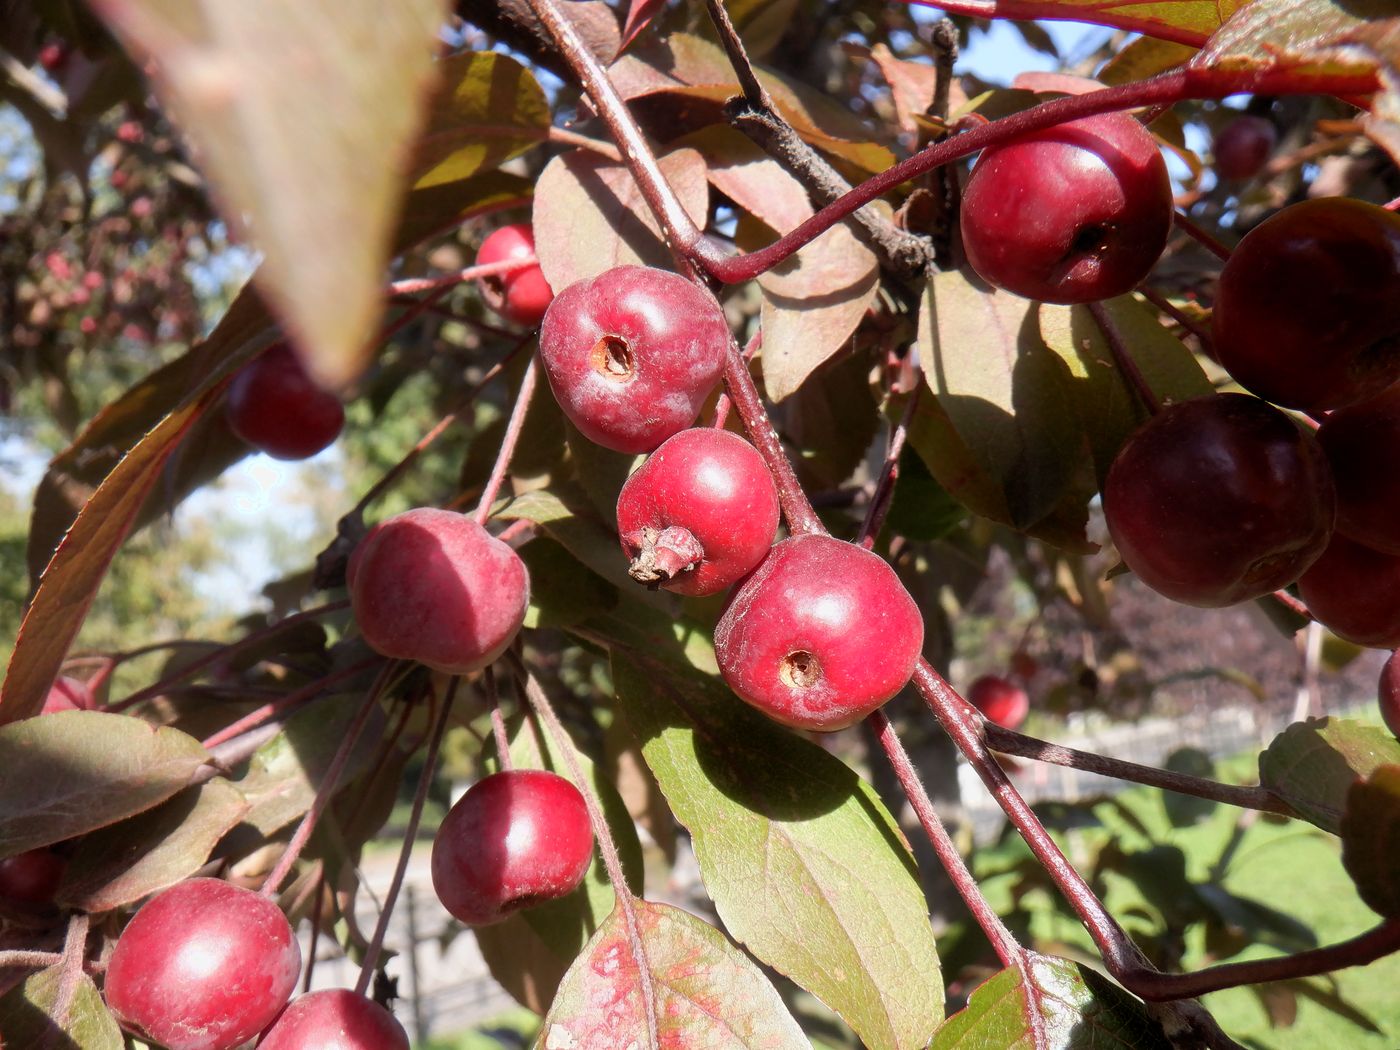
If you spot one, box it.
[613,651,943,1050]
[410,51,549,189]
[1341,764,1400,918]
[913,270,1097,552]
[518,537,618,630]
[1259,718,1400,833]
[532,147,709,292]
[56,779,250,912]
[1161,748,1219,828]
[957,0,1240,47]
[87,0,448,388]
[0,712,208,858]
[883,445,967,542]
[1099,37,1198,86]
[476,710,644,1012]
[931,954,1171,1048]
[0,965,123,1050]
[537,899,808,1049]
[1039,295,1213,487]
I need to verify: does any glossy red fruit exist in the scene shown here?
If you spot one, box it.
[258,989,410,1050]
[1103,394,1336,608]
[431,769,594,927]
[1213,198,1400,412]
[1298,535,1400,649]
[968,675,1030,730]
[226,344,345,460]
[538,266,730,453]
[349,508,529,674]
[960,111,1173,304]
[105,878,300,1050]
[1317,385,1400,554]
[475,224,553,327]
[714,534,924,732]
[1379,651,1400,738]
[616,428,779,596]
[1213,114,1277,181]
[41,675,96,714]
[0,849,66,905]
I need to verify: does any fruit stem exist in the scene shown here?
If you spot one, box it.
[869,710,1022,967]
[982,723,1295,815]
[109,599,351,713]
[200,658,381,750]
[1137,286,1215,353]
[710,329,761,430]
[386,255,539,298]
[260,661,397,896]
[1174,210,1232,263]
[486,666,512,772]
[509,651,661,1047]
[475,356,539,525]
[858,383,920,548]
[354,676,459,998]
[0,950,64,971]
[1087,301,1162,415]
[49,912,90,1035]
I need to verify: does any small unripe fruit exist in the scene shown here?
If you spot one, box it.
[616,428,779,596]
[714,534,924,732]
[960,111,1173,304]
[226,344,345,460]
[1316,385,1400,555]
[431,769,594,927]
[1103,394,1336,608]
[104,878,300,1050]
[1298,535,1400,650]
[1213,115,1277,182]
[258,989,410,1050]
[349,508,529,674]
[1213,198,1400,412]
[538,266,730,453]
[968,675,1030,730]
[475,224,553,327]
[0,848,65,905]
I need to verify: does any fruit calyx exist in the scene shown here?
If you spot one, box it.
[591,334,635,382]
[623,525,705,586]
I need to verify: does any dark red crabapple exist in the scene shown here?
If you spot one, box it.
[967,675,1030,730]
[226,343,345,460]
[1379,651,1400,738]
[1213,114,1277,182]
[258,989,410,1050]
[431,769,594,927]
[475,223,553,327]
[1103,394,1336,608]
[1317,384,1400,554]
[960,111,1173,304]
[41,675,96,713]
[349,508,529,674]
[1213,197,1400,411]
[0,848,66,905]
[616,428,779,596]
[104,878,300,1050]
[538,266,730,453]
[1298,535,1400,649]
[714,534,924,732]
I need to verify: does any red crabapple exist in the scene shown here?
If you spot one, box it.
[968,675,1030,730]
[960,111,1173,304]
[538,266,730,454]
[475,224,553,327]
[714,534,924,732]
[1316,384,1400,555]
[1213,115,1277,181]
[349,508,529,674]
[616,428,779,596]
[226,344,345,460]
[431,769,594,926]
[257,989,410,1050]
[104,878,300,1050]
[1103,394,1335,607]
[0,848,66,906]
[1297,535,1400,650]
[1380,651,1400,738]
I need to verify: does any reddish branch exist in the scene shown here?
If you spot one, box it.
[1087,300,1162,415]
[474,357,539,525]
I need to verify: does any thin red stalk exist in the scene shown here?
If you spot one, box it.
[1087,301,1162,415]
[475,357,539,525]
[1137,286,1214,350]
[0,950,62,970]
[1174,210,1232,263]
[982,724,1293,815]
[510,652,659,1048]
[869,710,1020,967]
[1385,195,1400,211]
[711,330,761,430]
[486,667,512,771]
[387,256,536,297]
[260,663,396,896]
[110,600,350,713]
[858,384,920,548]
[1271,589,1314,621]
[301,865,327,994]
[497,518,536,546]
[200,659,380,750]
[355,677,460,997]
[48,912,90,1039]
